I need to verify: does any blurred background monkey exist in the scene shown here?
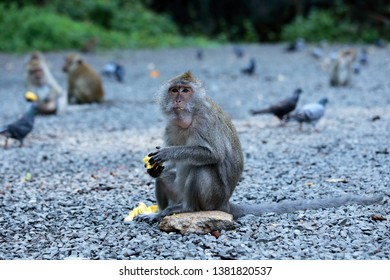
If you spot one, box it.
[25,51,65,114]
[62,54,104,104]
[329,49,357,87]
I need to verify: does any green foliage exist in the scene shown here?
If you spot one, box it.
[48,0,214,48]
[281,9,379,43]
[242,20,259,42]
[0,1,213,53]
[0,4,128,52]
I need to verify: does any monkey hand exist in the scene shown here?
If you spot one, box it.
[147,146,173,164]
[143,154,164,178]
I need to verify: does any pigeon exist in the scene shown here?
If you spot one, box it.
[196,49,203,60]
[241,58,256,75]
[233,45,245,58]
[353,48,369,74]
[286,97,328,132]
[286,38,305,52]
[250,88,302,125]
[311,47,324,59]
[374,38,386,48]
[101,62,125,82]
[0,91,38,148]
[358,48,368,65]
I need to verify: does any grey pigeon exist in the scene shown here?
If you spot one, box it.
[286,37,305,52]
[241,58,255,75]
[0,92,38,148]
[286,97,328,131]
[374,38,386,48]
[359,48,368,65]
[353,48,369,74]
[196,49,203,60]
[233,45,245,58]
[101,62,125,82]
[250,88,302,125]
[311,47,323,59]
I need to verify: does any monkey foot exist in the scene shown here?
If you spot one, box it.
[134,213,162,224]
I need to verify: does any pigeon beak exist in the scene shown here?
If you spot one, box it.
[25,91,38,102]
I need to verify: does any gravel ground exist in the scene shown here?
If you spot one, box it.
[0,44,389,260]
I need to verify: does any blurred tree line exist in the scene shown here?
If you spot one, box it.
[0,0,388,52]
[147,0,389,42]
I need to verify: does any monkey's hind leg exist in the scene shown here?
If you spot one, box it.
[155,170,180,211]
[179,166,229,214]
[136,170,179,224]
[157,166,225,218]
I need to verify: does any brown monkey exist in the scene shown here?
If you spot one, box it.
[62,54,104,104]
[25,51,65,114]
[140,71,383,222]
[329,49,357,87]
[81,37,99,53]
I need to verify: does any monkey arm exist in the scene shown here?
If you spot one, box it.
[148,146,220,166]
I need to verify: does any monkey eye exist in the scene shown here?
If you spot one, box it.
[170,88,179,93]
[182,88,190,93]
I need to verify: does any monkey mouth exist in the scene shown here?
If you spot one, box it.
[173,107,185,112]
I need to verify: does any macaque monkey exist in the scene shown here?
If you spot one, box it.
[81,37,99,53]
[62,54,104,104]
[329,49,357,87]
[140,71,383,222]
[25,51,65,114]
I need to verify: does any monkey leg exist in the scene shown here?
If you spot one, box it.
[138,166,232,221]
[161,165,230,217]
[155,170,178,210]
[135,170,178,224]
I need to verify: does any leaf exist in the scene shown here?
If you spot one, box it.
[371,214,387,221]
[306,181,314,187]
[22,172,32,182]
[325,178,348,183]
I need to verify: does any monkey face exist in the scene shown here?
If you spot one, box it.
[28,62,44,85]
[62,54,82,73]
[168,85,194,112]
[30,68,43,79]
[158,71,205,117]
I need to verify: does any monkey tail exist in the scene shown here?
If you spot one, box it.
[229,195,384,219]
